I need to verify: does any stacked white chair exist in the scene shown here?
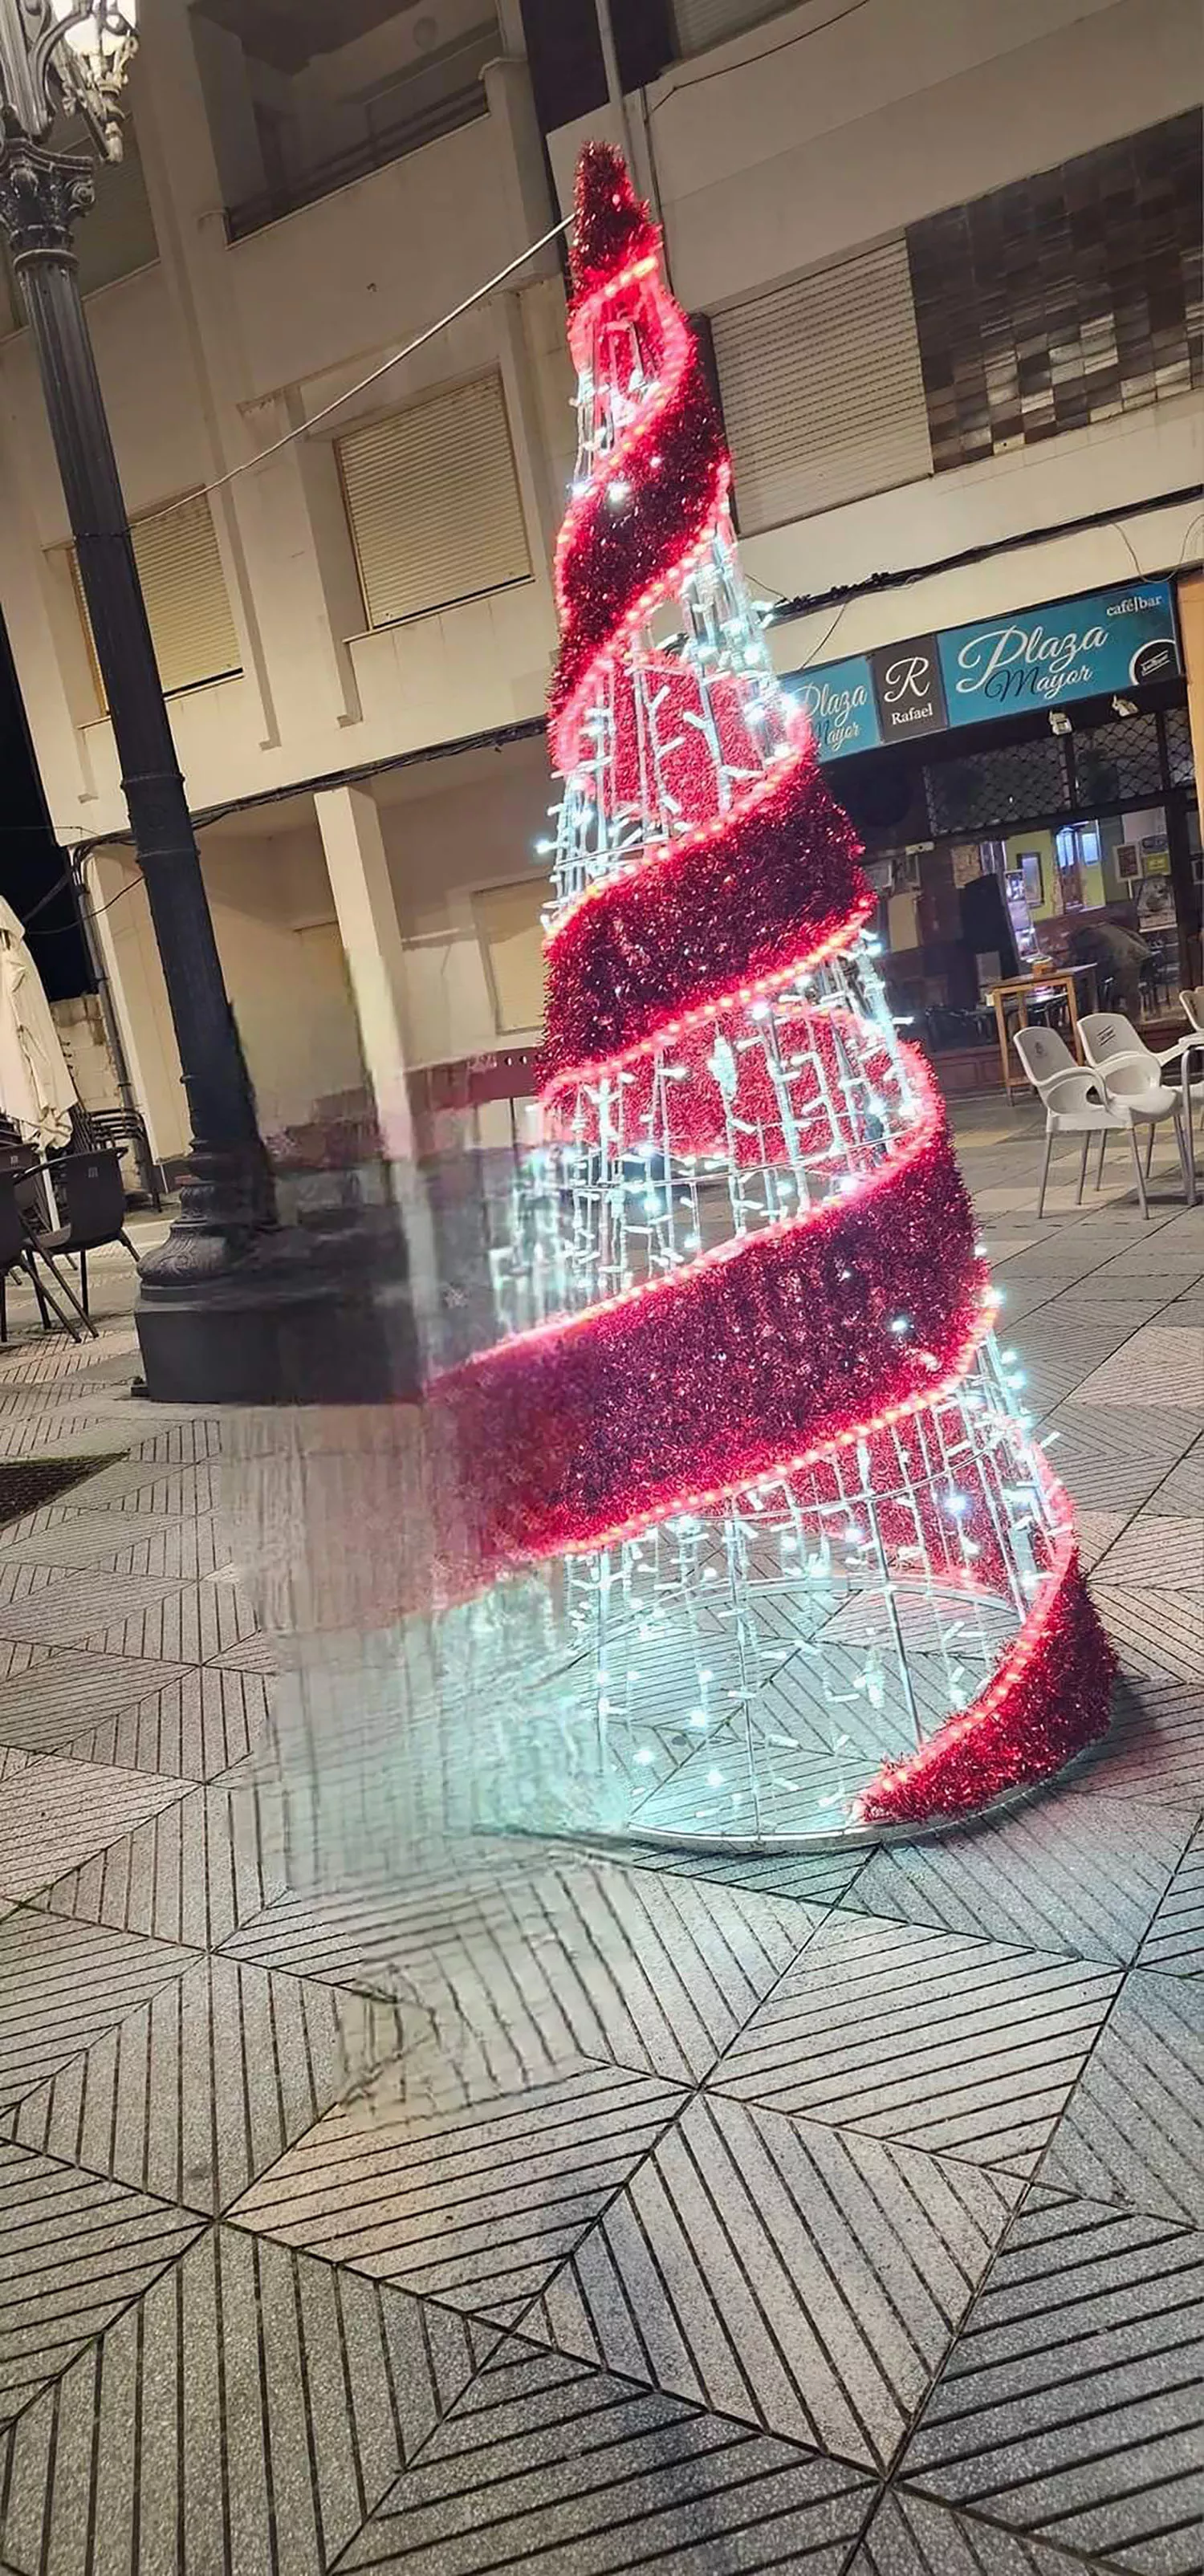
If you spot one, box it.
[1076,1011,1199,1213]
[1012,1026,1131,1218]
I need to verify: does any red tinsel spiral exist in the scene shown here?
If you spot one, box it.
[433,144,1114,1826]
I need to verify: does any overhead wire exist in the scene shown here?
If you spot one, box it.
[136,214,571,528]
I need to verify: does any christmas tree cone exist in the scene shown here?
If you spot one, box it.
[428,145,1116,1841]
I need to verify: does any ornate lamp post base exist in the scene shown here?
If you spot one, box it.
[135,1205,418,1404]
[0,92,423,1407]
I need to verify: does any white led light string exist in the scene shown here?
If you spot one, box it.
[433,225,1071,1847]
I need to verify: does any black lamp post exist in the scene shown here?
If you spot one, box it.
[0,2,408,1400]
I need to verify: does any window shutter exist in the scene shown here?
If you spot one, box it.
[711,241,933,533]
[71,490,241,703]
[339,373,531,630]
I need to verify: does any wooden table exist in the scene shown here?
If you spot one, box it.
[988,965,1099,1103]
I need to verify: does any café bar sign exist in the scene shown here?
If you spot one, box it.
[792,578,1181,762]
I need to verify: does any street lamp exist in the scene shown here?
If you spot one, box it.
[0,2,405,1400]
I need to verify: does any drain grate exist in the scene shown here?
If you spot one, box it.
[0,1454,127,1528]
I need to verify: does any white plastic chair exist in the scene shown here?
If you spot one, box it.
[1011,1026,1133,1219]
[1180,988,1204,1038]
[1076,1011,1196,1212]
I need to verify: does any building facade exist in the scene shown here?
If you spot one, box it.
[0,0,1200,1161]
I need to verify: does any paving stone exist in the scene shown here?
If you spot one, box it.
[1092,1514,1204,1591]
[846,1785,1193,1967]
[38,1777,288,1949]
[0,1649,189,1753]
[0,1753,192,1902]
[343,2338,876,2574]
[1071,1509,1129,1570]
[1146,1433,1204,1515]
[602,1838,871,1907]
[1092,1677,1204,1813]
[230,2054,688,2323]
[710,1911,1118,2172]
[227,1854,819,2089]
[0,1908,195,2109]
[79,1571,262,1662]
[1041,1967,1204,2227]
[1067,1323,1204,1407]
[58,1664,272,1779]
[901,2192,1204,2570]
[851,2488,1108,2576]
[1137,1825,1204,1977]
[1038,1407,1201,1511]
[0,2137,201,2426]
[222,1850,548,1990]
[1090,1586,1204,1686]
[0,2229,494,2576]
[0,1566,197,1650]
[523,2091,1022,2470]
[0,1513,142,1570]
[9,1953,405,2213]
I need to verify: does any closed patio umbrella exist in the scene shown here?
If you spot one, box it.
[0,896,75,1150]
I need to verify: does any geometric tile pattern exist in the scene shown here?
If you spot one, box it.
[711,1912,1120,2172]
[54,1664,272,1779]
[1041,1968,1204,2225]
[0,1752,190,1901]
[1139,1824,1204,1977]
[39,1777,287,1947]
[1033,1404,1200,1509]
[0,2230,494,2576]
[848,1785,1194,1965]
[1090,1585,1204,1685]
[230,1855,819,2088]
[1100,1679,1204,1810]
[0,2138,201,2426]
[0,1566,193,1649]
[901,2192,1204,2570]
[1068,1321,1204,1408]
[0,1649,189,1752]
[1093,1514,1204,1589]
[229,2056,689,2322]
[0,1134,1197,2569]
[0,1907,197,2109]
[852,2485,1139,2576]
[343,2338,877,2573]
[524,2092,1023,2468]
[7,1956,405,2212]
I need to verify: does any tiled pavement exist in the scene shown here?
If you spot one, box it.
[0,1111,1199,2574]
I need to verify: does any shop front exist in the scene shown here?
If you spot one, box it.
[793,576,1202,1086]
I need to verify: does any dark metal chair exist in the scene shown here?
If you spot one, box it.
[73,1104,161,1208]
[22,1151,136,1323]
[0,1178,86,1344]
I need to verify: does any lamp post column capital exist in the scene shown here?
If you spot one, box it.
[0,133,94,261]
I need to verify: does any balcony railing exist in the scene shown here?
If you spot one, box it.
[225,39,493,243]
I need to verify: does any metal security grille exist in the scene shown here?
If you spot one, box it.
[710,240,932,532]
[925,737,1072,838]
[908,111,1203,471]
[338,373,531,631]
[70,492,241,704]
[1072,716,1165,810]
[1163,705,1196,790]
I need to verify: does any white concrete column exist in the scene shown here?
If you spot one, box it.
[83,847,189,1166]
[313,783,413,1160]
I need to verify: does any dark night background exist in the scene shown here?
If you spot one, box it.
[0,610,92,999]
